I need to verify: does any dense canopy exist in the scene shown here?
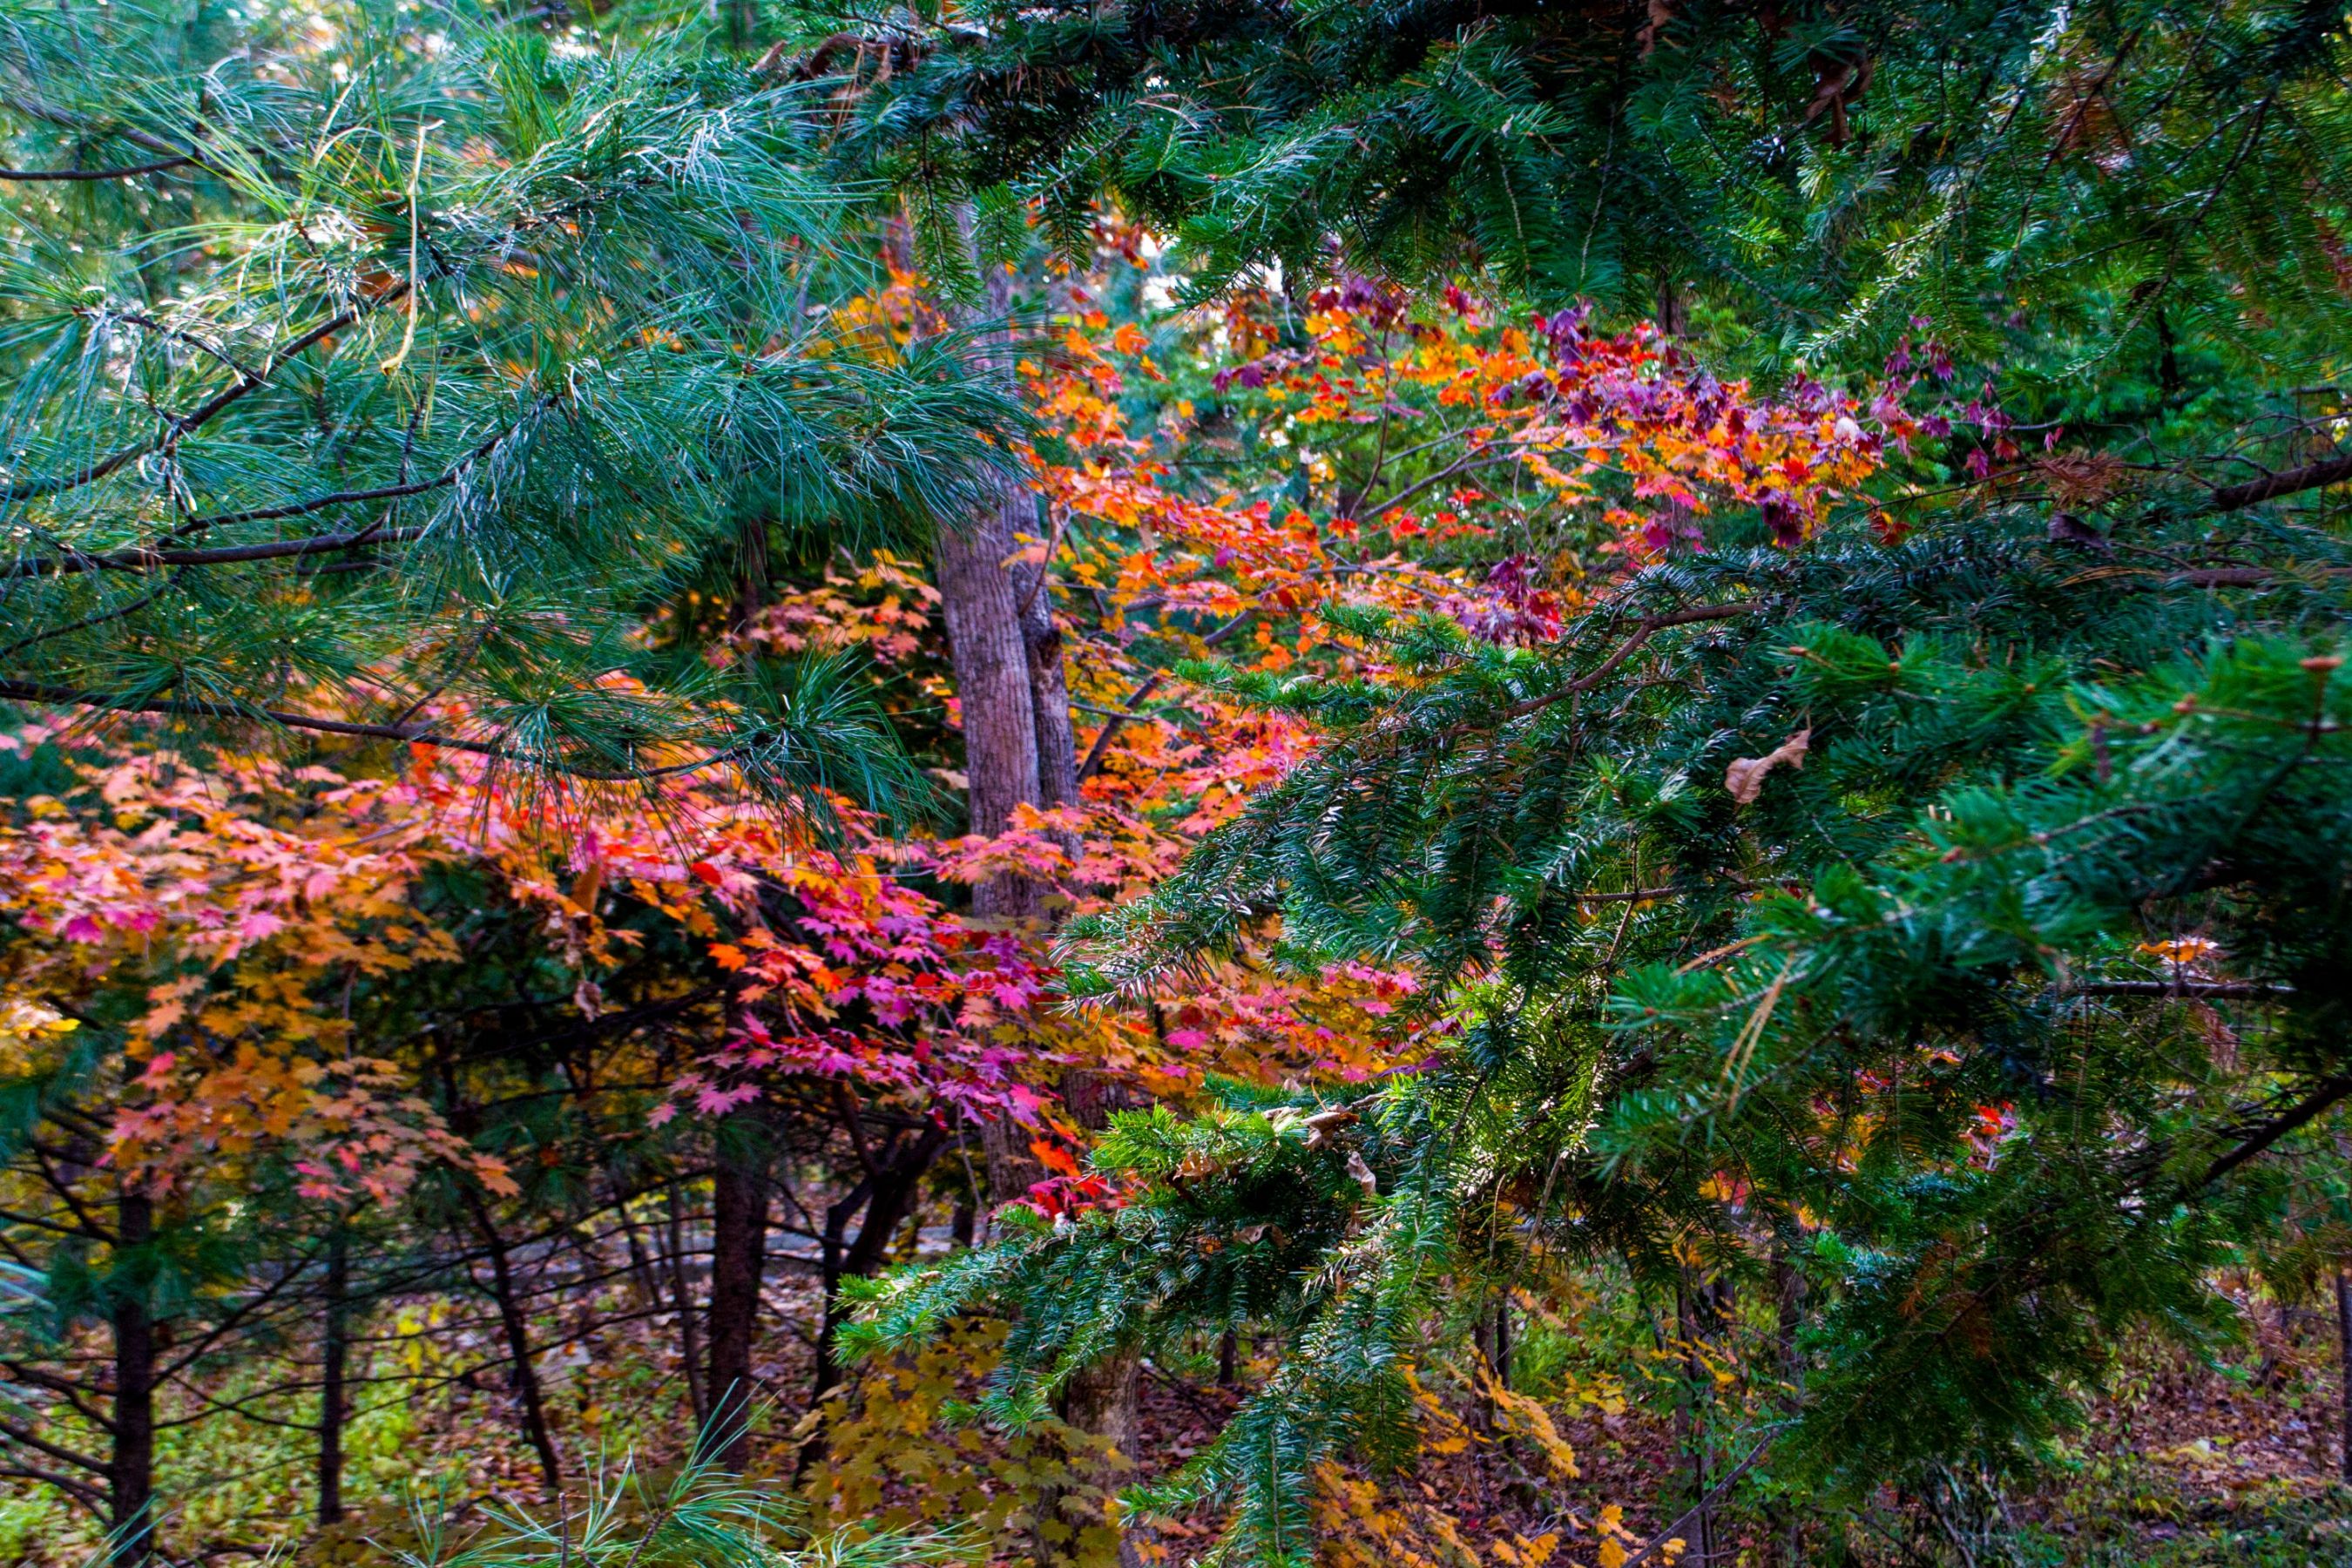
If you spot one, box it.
[1,2,2348,1567]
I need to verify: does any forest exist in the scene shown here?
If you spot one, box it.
[0,1,2349,1565]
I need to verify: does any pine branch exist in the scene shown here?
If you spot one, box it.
[0,155,193,180]
[0,301,375,504]
[1473,601,1761,729]
[3,401,548,577]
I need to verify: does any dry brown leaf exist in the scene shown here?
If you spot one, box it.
[1725,727,1810,806]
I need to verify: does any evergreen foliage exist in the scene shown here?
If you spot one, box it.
[0,0,1012,788]
[841,0,2352,362]
[857,475,2352,1563]
[834,2,2352,1548]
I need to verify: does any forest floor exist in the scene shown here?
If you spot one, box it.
[4,1269,2346,1565]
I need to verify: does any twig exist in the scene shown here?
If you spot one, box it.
[2074,979,2292,999]
[1613,1434,1774,1568]
[1453,602,1761,736]
[1076,672,1166,782]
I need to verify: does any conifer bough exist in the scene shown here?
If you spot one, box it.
[0,0,1018,792]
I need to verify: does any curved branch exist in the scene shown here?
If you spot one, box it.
[2200,1074,2352,1190]
[0,1463,106,1517]
[2207,451,2352,512]
[0,302,375,504]
[1076,672,1165,782]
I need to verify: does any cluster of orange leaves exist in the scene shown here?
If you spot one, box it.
[0,728,495,1203]
[0,250,1900,1231]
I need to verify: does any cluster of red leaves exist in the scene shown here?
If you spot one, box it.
[400,745,1060,1134]
[0,256,1909,1221]
[0,727,497,1204]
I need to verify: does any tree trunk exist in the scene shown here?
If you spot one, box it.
[936,472,1044,919]
[703,1122,770,1470]
[1038,1352,1146,1568]
[2337,1269,2351,1484]
[1017,541,1079,821]
[811,1126,950,1406]
[1032,1072,1146,1565]
[926,233,1136,1564]
[1768,1240,1806,1565]
[109,1190,155,1568]
[665,1179,708,1429]
[933,256,1051,920]
[616,1186,660,1314]
[464,1192,562,1494]
[735,513,771,633]
[317,1225,348,1528]
[1676,1280,1726,1568]
[793,1126,950,1482]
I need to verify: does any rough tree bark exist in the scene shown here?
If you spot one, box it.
[109,1189,154,1568]
[1035,1353,1147,1568]
[927,234,1140,1564]
[936,467,1045,922]
[1017,547,1080,822]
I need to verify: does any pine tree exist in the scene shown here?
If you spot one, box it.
[0,0,1014,789]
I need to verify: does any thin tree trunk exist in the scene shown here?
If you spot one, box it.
[811,1128,950,1405]
[703,1123,771,1470]
[616,1186,660,1314]
[1216,1328,1238,1389]
[317,1224,348,1527]
[2337,1269,2351,1484]
[1676,1281,1719,1568]
[1769,1240,1806,1565]
[664,1180,708,1428]
[735,513,771,633]
[464,1192,562,1495]
[109,1190,155,1568]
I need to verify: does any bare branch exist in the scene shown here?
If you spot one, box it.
[2207,452,2352,511]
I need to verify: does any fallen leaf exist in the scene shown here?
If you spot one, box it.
[1725,727,1810,805]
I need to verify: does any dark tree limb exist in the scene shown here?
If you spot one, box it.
[2208,452,2352,511]
[0,1463,108,1516]
[2076,979,2294,998]
[0,156,192,180]
[0,303,375,504]
[2201,1074,2352,1190]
